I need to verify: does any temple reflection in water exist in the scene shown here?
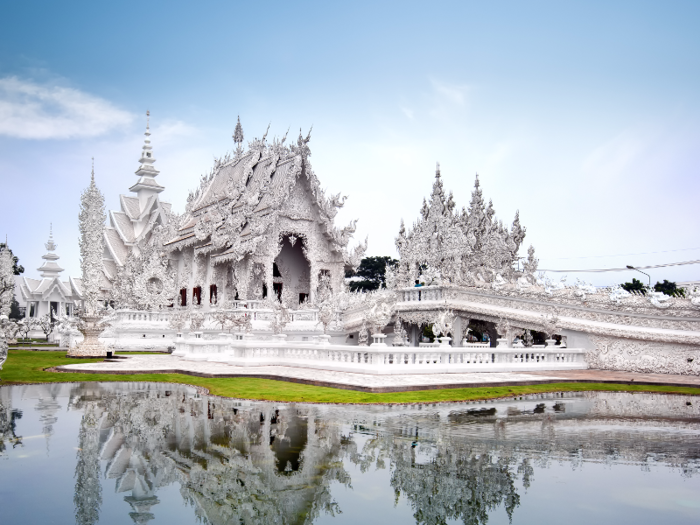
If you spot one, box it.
[1,383,699,525]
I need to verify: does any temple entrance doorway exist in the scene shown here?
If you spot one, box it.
[273,235,311,306]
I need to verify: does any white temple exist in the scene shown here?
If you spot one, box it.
[14,227,83,320]
[79,114,700,375]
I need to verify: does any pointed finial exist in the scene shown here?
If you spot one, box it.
[146,110,150,130]
[233,115,244,144]
[50,222,52,237]
[91,157,95,181]
[436,162,441,176]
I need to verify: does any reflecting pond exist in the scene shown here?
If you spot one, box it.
[1,383,699,525]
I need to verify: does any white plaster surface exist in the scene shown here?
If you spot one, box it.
[58,354,567,390]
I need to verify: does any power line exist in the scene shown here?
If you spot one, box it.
[539,246,700,261]
[539,259,700,273]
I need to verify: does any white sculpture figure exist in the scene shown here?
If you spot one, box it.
[432,310,455,338]
[608,285,631,304]
[357,321,369,347]
[364,293,393,335]
[0,315,11,371]
[266,299,290,334]
[540,312,560,346]
[0,243,14,318]
[56,315,81,349]
[69,161,109,358]
[689,286,700,308]
[189,312,205,332]
[496,318,512,347]
[648,290,671,309]
[516,275,532,292]
[168,308,189,334]
[79,160,106,316]
[491,273,507,291]
[392,318,408,346]
[432,310,455,346]
[573,279,597,301]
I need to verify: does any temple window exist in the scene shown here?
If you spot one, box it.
[273,283,283,301]
[262,283,268,299]
[273,262,282,277]
[29,303,36,317]
[179,288,187,306]
[209,284,218,304]
[299,293,308,305]
[193,286,202,305]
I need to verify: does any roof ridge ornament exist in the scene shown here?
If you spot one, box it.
[233,116,244,157]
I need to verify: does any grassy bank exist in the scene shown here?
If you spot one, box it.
[2,350,699,404]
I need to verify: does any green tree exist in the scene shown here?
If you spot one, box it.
[0,243,24,275]
[654,280,685,298]
[9,297,21,320]
[346,256,398,292]
[621,278,648,295]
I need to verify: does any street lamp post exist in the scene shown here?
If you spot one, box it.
[626,265,651,287]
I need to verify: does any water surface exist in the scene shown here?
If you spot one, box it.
[1,383,699,524]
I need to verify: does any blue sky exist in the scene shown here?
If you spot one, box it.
[1,0,698,286]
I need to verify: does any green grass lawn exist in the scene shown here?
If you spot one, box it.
[2,350,699,404]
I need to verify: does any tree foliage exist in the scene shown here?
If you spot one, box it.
[653,279,685,298]
[346,256,398,292]
[9,298,21,320]
[621,278,686,298]
[621,278,648,295]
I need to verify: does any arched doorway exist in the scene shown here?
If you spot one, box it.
[273,235,311,306]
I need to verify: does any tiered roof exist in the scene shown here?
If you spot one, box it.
[165,126,362,266]
[17,228,82,303]
[103,112,173,271]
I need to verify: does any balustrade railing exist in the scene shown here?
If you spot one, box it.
[400,285,444,302]
[113,305,321,327]
[172,333,587,373]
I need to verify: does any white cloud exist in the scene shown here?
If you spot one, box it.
[0,76,134,139]
[400,106,415,120]
[152,119,199,144]
[581,128,650,179]
[430,78,470,107]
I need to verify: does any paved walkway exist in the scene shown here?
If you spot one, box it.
[524,369,700,388]
[55,355,700,393]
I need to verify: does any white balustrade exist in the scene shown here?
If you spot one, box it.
[173,332,587,374]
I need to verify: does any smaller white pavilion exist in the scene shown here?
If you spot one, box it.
[15,227,83,320]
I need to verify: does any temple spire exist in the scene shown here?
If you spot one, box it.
[38,224,63,278]
[91,158,94,182]
[130,110,164,198]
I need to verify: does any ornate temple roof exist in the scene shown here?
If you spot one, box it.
[166,123,364,267]
[102,112,174,278]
